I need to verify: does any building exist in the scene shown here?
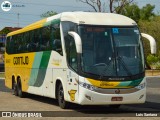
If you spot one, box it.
[1,27,21,32]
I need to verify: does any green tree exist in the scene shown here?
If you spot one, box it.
[147,54,159,65]
[0,28,11,34]
[147,54,160,69]
[139,16,160,57]
[121,3,140,23]
[121,3,155,23]
[140,4,155,21]
[41,11,57,18]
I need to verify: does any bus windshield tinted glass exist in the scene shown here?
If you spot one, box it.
[79,26,144,77]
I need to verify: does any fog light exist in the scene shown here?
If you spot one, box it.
[139,94,144,99]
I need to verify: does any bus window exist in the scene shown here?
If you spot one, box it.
[27,31,35,52]
[65,36,78,71]
[61,21,77,38]
[51,23,63,55]
[17,34,23,53]
[34,29,40,51]
[6,36,12,54]
[24,32,30,52]
[20,33,25,53]
[41,26,51,51]
[12,35,18,54]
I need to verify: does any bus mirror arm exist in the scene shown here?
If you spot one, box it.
[141,33,156,54]
[68,31,82,53]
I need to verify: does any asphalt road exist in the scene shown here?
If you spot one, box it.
[0,77,160,118]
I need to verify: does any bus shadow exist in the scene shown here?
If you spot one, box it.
[23,93,127,114]
[71,102,160,115]
[64,100,160,115]
[25,93,59,107]
[127,101,160,111]
[1,79,160,114]
[23,93,160,114]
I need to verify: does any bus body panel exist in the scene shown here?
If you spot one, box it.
[78,77,146,105]
[78,86,146,105]
[5,52,35,91]
[26,51,67,97]
[66,69,79,103]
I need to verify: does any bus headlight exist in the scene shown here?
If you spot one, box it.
[135,83,146,90]
[79,82,97,91]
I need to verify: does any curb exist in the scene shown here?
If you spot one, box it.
[146,76,160,78]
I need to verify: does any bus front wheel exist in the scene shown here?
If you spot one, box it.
[57,83,69,109]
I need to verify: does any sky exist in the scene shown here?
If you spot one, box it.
[0,0,160,30]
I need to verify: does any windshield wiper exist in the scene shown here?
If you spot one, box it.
[117,56,132,76]
[99,56,114,79]
[99,55,132,80]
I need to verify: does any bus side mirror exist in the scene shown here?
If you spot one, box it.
[141,33,156,54]
[68,31,82,53]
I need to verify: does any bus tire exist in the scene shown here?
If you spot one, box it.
[17,78,25,98]
[57,83,69,109]
[13,82,18,96]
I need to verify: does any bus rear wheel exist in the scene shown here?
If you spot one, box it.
[13,82,18,96]
[57,83,69,109]
[17,78,25,98]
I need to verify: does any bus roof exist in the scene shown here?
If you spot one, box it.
[7,12,137,36]
[60,12,136,25]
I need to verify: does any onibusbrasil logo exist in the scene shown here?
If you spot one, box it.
[1,1,12,12]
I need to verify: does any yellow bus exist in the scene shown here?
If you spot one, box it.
[5,12,155,109]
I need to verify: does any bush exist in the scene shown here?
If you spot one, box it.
[147,54,160,69]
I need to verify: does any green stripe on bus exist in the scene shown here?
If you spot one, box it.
[51,19,60,24]
[128,78,143,87]
[28,52,43,86]
[118,78,143,87]
[43,19,60,27]
[33,51,51,87]
[117,81,132,87]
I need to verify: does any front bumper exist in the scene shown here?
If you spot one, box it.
[78,86,146,105]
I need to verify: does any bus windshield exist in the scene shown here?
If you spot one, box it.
[78,25,145,78]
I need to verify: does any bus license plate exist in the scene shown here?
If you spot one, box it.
[111,97,123,101]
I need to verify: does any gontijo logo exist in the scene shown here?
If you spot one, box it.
[1,1,12,12]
